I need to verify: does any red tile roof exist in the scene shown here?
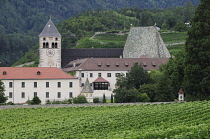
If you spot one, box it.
[0,67,76,80]
[63,58,169,72]
[93,77,109,83]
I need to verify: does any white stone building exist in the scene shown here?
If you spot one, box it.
[62,58,168,99]
[0,67,80,104]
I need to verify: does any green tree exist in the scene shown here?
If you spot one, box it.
[174,20,187,32]
[0,80,7,104]
[114,88,139,103]
[73,95,88,104]
[137,93,150,102]
[31,96,41,105]
[139,84,156,102]
[102,94,106,103]
[126,63,151,89]
[111,94,114,103]
[183,0,210,101]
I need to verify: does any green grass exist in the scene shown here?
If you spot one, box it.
[1,101,210,138]
[160,32,188,44]
[167,44,185,55]
[92,33,128,43]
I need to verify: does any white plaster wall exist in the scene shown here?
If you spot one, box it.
[2,79,80,104]
[75,70,128,98]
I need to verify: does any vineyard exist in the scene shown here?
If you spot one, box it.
[0,101,210,138]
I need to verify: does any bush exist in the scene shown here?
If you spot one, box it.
[137,93,150,102]
[93,98,100,103]
[31,96,41,105]
[73,95,88,104]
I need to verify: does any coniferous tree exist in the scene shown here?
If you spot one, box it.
[102,94,106,103]
[184,0,210,100]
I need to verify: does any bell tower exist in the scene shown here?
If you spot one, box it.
[39,19,61,68]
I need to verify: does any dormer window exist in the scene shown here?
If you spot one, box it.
[97,62,101,67]
[143,61,147,67]
[152,62,156,67]
[115,62,119,67]
[37,71,41,75]
[106,62,110,67]
[125,62,129,67]
[3,71,6,75]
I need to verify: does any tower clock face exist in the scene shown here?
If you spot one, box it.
[46,49,55,57]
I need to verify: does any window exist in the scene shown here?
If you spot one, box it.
[3,71,6,75]
[58,82,61,88]
[34,92,37,97]
[43,38,46,41]
[55,38,58,41]
[90,73,93,77]
[52,42,55,48]
[46,92,49,98]
[21,82,25,88]
[69,82,73,88]
[57,92,61,98]
[46,82,49,88]
[9,82,13,88]
[115,73,120,77]
[69,92,73,98]
[55,42,58,48]
[34,82,37,88]
[9,92,12,98]
[98,73,101,77]
[37,71,41,75]
[126,73,129,77]
[93,82,109,90]
[81,73,84,77]
[21,92,25,98]
[43,42,46,48]
[46,42,49,48]
[107,73,111,77]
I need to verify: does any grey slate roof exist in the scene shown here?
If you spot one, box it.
[39,19,61,37]
[123,26,170,58]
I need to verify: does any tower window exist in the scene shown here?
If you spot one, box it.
[43,42,46,48]
[46,42,49,48]
[52,43,55,48]
[55,38,58,41]
[55,42,58,48]
[43,38,46,41]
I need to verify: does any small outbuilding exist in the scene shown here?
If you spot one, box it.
[178,88,184,101]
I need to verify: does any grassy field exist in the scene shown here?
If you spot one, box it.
[0,101,210,138]
[160,32,188,44]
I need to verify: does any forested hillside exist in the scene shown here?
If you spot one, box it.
[0,0,199,66]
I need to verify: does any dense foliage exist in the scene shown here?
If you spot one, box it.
[73,95,88,104]
[183,0,210,101]
[0,101,210,138]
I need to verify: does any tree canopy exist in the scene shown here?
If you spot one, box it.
[183,0,210,100]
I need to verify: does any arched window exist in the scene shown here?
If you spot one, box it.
[55,38,58,41]
[55,42,58,48]
[52,43,55,48]
[46,42,49,48]
[43,42,46,48]
[43,38,46,41]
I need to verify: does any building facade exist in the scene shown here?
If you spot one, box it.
[0,67,80,104]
